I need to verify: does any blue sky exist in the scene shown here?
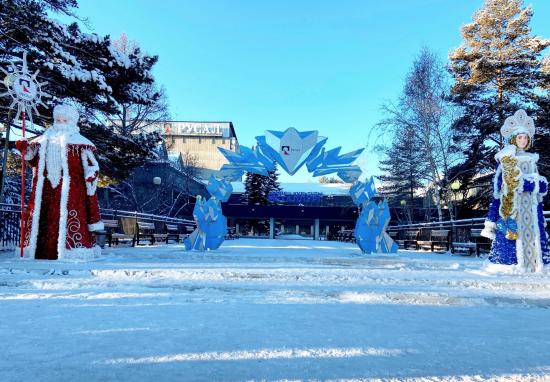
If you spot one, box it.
[70,0,550,183]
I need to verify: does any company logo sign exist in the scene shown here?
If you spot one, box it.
[145,122,231,137]
[268,191,322,204]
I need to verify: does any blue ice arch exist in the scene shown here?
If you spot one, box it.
[185,127,397,254]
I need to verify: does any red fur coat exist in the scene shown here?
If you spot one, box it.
[21,127,103,260]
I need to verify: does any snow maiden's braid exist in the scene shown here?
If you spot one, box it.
[499,155,520,240]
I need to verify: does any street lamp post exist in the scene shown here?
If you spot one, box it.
[450,180,461,220]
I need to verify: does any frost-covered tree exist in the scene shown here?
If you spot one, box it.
[86,33,170,137]
[448,0,550,180]
[318,176,343,184]
[0,0,162,182]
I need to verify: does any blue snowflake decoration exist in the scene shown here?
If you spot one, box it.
[350,177,377,206]
[355,200,398,254]
[206,175,233,203]
[255,128,327,175]
[184,196,227,251]
[186,127,397,254]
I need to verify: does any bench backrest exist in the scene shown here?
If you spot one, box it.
[102,219,118,228]
[165,224,179,233]
[470,228,483,237]
[431,230,450,239]
[405,230,419,239]
[137,221,155,232]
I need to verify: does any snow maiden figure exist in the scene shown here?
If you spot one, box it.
[15,104,104,260]
[481,109,549,271]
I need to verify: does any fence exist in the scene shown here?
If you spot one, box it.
[387,211,550,243]
[0,203,196,250]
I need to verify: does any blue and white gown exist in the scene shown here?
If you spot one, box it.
[482,145,549,271]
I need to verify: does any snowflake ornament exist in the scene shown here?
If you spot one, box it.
[1,51,48,125]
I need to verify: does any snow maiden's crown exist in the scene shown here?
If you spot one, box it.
[500,109,535,139]
[53,104,79,126]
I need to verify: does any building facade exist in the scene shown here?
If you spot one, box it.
[145,121,239,178]
[222,183,360,240]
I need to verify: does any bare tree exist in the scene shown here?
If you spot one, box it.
[378,48,463,222]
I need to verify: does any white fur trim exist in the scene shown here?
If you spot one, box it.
[493,166,502,198]
[538,175,548,203]
[81,149,99,196]
[481,221,496,240]
[21,145,38,161]
[495,145,516,161]
[56,133,71,260]
[25,141,48,259]
[88,221,104,232]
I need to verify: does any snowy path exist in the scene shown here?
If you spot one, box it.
[0,239,549,381]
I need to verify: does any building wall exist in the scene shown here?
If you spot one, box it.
[167,135,237,174]
[145,121,239,178]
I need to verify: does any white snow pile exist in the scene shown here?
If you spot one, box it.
[1,238,549,382]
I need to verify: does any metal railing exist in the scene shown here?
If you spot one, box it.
[0,203,21,250]
[0,203,196,250]
[387,211,550,243]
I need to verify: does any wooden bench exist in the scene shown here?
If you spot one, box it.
[225,227,239,240]
[403,230,419,249]
[165,224,189,243]
[388,230,404,248]
[451,227,476,256]
[97,219,135,247]
[471,228,492,256]
[416,229,451,252]
[451,228,492,256]
[136,221,167,245]
[429,229,451,252]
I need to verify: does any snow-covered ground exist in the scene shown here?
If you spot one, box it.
[1,239,550,382]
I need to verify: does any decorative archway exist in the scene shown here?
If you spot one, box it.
[184,127,398,254]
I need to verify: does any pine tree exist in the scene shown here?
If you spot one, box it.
[448,0,550,185]
[265,163,282,196]
[0,0,162,182]
[378,126,426,223]
[243,172,266,205]
[243,164,281,205]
